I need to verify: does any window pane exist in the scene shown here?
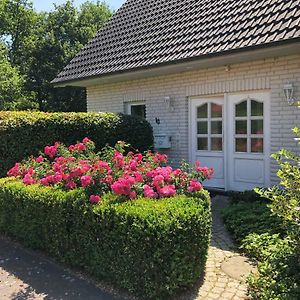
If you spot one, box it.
[197,121,208,134]
[251,100,263,116]
[197,104,208,118]
[198,138,208,151]
[211,138,223,151]
[251,120,264,134]
[211,103,222,118]
[236,138,247,152]
[211,121,222,134]
[251,138,264,153]
[236,120,247,134]
[236,101,247,117]
[131,105,146,119]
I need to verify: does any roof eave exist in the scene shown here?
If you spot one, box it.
[52,38,300,88]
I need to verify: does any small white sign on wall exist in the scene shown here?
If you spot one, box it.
[154,134,171,149]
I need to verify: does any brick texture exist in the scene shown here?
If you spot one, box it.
[87,54,300,185]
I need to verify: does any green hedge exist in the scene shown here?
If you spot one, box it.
[0,178,211,299]
[0,111,153,177]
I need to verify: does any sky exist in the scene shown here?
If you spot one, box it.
[32,0,125,11]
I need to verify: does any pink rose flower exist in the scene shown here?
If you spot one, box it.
[36,156,44,163]
[83,137,92,144]
[158,185,176,197]
[129,191,137,199]
[143,185,158,198]
[90,194,101,204]
[80,175,93,187]
[23,174,36,185]
[40,177,49,186]
[44,145,57,158]
[7,163,21,177]
[188,180,202,193]
[66,180,77,190]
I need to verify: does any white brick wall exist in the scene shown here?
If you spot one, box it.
[87,54,300,185]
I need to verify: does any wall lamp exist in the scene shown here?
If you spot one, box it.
[283,83,296,106]
[164,96,175,112]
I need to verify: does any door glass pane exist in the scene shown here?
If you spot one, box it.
[211,103,222,118]
[197,104,208,118]
[251,138,264,153]
[251,120,264,134]
[236,120,247,134]
[236,101,247,117]
[198,138,208,151]
[236,138,247,152]
[251,100,263,116]
[211,121,222,134]
[197,121,208,134]
[211,138,223,151]
[131,104,146,119]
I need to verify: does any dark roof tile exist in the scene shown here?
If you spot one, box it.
[52,0,300,84]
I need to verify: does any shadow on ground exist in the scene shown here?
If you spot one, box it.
[0,235,123,300]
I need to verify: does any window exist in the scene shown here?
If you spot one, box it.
[126,102,146,119]
[197,102,223,152]
[234,99,264,153]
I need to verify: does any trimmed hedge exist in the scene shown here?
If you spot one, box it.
[0,111,153,177]
[0,178,211,299]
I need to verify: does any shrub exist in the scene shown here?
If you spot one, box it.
[256,127,300,265]
[246,235,300,300]
[0,178,211,299]
[228,190,267,204]
[7,138,213,200]
[223,128,300,300]
[222,201,285,242]
[0,111,154,177]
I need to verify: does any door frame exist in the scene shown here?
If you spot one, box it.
[188,91,271,191]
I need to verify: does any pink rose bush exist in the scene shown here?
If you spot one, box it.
[7,138,214,203]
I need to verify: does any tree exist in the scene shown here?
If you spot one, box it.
[0,42,37,110]
[0,0,113,112]
[0,0,40,74]
[27,0,112,112]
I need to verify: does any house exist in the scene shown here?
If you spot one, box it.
[52,0,300,191]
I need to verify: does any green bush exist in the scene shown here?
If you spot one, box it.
[222,201,285,242]
[0,178,211,299]
[223,200,300,299]
[0,111,153,177]
[246,235,300,300]
[256,127,300,265]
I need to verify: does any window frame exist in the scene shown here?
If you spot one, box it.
[125,101,146,119]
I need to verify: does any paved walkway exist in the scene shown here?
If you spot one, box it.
[176,195,255,300]
[0,236,127,300]
[0,196,254,300]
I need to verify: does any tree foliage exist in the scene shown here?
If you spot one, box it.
[256,128,300,265]
[0,0,112,112]
[0,42,37,110]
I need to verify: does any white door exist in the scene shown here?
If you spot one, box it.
[227,92,270,191]
[190,92,270,191]
[190,98,225,189]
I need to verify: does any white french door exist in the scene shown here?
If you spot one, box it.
[227,92,270,191]
[190,97,225,189]
[190,92,270,191]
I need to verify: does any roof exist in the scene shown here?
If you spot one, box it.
[52,0,300,84]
